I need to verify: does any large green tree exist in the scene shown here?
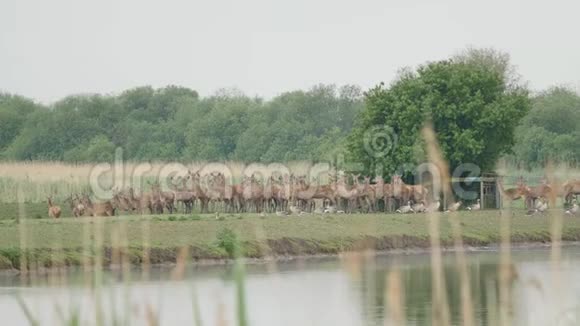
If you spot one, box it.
[347,49,531,177]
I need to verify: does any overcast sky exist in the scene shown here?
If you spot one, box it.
[1,0,579,103]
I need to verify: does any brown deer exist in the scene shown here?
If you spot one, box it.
[171,176,195,213]
[189,171,210,213]
[66,194,85,217]
[149,181,176,214]
[563,179,580,204]
[522,178,555,209]
[112,189,136,214]
[47,196,62,219]
[80,195,115,217]
[333,174,360,213]
[391,175,429,207]
[498,177,526,207]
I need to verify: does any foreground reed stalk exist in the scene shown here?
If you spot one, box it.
[422,125,451,326]
[498,212,512,326]
[385,268,405,326]
[448,212,475,326]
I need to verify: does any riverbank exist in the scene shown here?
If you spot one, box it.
[0,210,579,271]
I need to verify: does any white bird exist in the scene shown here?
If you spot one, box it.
[535,198,548,213]
[275,211,289,217]
[565,201,578,215]
[289,205,301,214]
[396,201,414,214]
[445,201,462,213]
[426,200,441,213]
[412,201,426,213]
[336,210,345,214]
[324,205,337,214]
[467,199,481,211]
[313,207,324,214]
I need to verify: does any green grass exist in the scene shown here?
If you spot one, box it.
[0,210,579,270]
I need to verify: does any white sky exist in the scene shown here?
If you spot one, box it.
[1,0,579,103]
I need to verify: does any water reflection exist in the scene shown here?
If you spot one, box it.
[0,247,579,325]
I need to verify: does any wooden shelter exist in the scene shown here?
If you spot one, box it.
[443,172,501,210]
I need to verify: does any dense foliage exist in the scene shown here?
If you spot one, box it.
[509,87,580,167]
[0,49,578,171]
[347,49,531,176]
[0,85,362,162]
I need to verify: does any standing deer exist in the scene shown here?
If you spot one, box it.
[171,176,195,213]
[522,178,555,209]
[80,195,115,217]
[498,177,526,207]
[149,181,176,214]
[47,196,62,219]
[563,179,580,204]
[66,194,85,217]
[391,176,429,209]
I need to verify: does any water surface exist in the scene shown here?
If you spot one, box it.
[1,247,580,326]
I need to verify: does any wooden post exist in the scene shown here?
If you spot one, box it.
[480,180,484,210]
[496,179,502,209]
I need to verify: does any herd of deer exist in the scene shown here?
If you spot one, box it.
[498,177,580,215]
[45,171,580,218]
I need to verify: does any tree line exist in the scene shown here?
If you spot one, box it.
[0,84,362,163]
[0,49,578,170]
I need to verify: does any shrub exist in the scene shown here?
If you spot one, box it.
[216,227,238,258]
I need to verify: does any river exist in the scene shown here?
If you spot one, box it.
[1,246,580,326]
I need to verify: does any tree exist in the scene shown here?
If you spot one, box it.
[0,94,40,153]
[347,49,531,177]
[511,87,580,167]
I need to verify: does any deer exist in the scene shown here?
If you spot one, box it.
[149,181,176,214]
[188,171,210,213]
[80,194,115,217]
[65,194,85,217]
[563,179,580,204]
[377,176,395,212]
[522,178,555,209]
[112,189,136,214]
[171,175,195,214]
[391,176,429,210]
[498,176,526,207]
[47,196,62,219]
[126,187,156,214]
[332,174,360,213]
[241,175,265,213]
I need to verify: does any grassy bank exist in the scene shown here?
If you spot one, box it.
[1,210,579,271]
